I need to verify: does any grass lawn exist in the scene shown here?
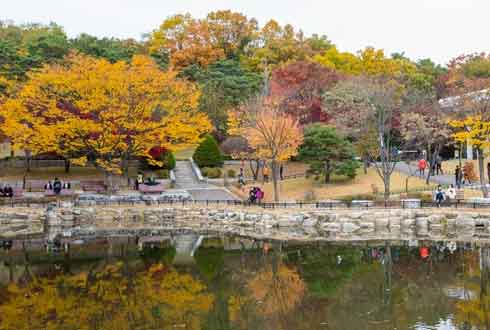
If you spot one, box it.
[0,166,161,186]
[224,161,309,178]
[0,166,105,181]
[236,168,436,202]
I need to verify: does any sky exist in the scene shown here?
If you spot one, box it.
[2,0,490,65]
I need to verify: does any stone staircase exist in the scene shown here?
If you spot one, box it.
[173,160,238,201]
[174,161,202,189]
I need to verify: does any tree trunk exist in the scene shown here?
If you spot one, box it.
[478,148,489,198]
[425,144,441,185]
[324,160,331,183]
[123,156,131,186]
[363,155,368,174]
[459,142,462,168]
[105,171,114,195]
[383,174,390,202]
[249,159,259,180]
[25,150,31,173]
[271,159,279,202]
[64,159,70,173]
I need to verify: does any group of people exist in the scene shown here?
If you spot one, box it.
[45,178,71,195]
[417,156,444,176]
[248,186,264,204]
[434,184,457,207]
[418,156,478,189]
[237,161,285,187]
[135,173,158,190]
[0,185,14,198]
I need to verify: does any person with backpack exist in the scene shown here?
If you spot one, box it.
[53,178,62,195]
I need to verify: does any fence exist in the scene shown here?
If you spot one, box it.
[0,159,140,169]
[2,197,490,210]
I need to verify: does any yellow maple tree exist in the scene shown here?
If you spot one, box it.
[314,46,417,79]
[0,53,211,181]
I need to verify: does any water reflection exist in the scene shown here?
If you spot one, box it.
[2,237,490,329]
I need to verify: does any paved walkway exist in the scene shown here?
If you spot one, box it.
[394,162,490,190]
[394,162,455,185]
[174,161,238,201]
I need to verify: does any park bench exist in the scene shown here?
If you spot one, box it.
[12,187,23,198]
[139,183,166,194]
[80,180,106,193]
[44,189,76,197]
[456,189,465,201]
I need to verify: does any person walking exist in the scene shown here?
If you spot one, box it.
[238,170,246,188]
[436,156,443,175]
[487,162,490,184]
[263,165,269,183]
[455,165,462,188]
[418,158,427,176]
[463,168,471,185]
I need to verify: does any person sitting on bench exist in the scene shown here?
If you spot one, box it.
[53,178,62,195]
[1,185,13,198]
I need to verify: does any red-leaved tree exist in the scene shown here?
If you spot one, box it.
[270,61,341,124]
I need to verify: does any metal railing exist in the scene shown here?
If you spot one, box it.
[2,197,490,210]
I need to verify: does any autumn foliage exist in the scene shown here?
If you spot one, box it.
[0,54,211,174]
[0,262,214,330]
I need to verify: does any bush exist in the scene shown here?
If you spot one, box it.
[337,194,375,202]
[142,147,176,170]
[163,151,176,170]
[227,169,236,178]
[155,169,169,179]
[193,135,223,168]
[201,167,222,178]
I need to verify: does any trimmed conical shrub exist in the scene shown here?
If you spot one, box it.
[193,135,224,168]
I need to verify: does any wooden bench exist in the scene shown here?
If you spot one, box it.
[80,181,106,193]
[456,189,464,201]
[44,190,76,197]
[139,183,165,194]
[13,187,23,198]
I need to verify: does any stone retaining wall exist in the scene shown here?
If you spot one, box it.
[3,205,490,241]
[0,207,44,237]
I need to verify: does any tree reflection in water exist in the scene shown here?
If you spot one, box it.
[1,238,490,330]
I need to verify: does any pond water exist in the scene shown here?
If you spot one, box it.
[0,236,489,330]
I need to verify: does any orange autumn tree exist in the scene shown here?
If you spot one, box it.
[150,14,226,69]
[0,54,211,186]
[232,95,303,201]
